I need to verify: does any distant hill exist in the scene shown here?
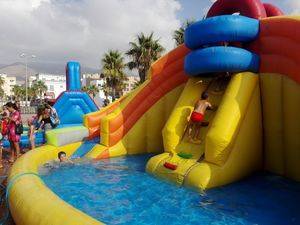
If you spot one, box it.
[0,62,37,81]
[0,62,99,82]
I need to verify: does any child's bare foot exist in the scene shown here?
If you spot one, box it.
[8,158,14,163]
[192,139,202,144]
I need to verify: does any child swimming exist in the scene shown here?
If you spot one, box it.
[58,151,74,164]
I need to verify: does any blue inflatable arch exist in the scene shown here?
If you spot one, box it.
[54,62,98,126]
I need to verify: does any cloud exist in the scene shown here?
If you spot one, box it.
[285,0,300,14]
[0,0,181,70]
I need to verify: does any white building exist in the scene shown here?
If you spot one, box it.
[81,74,139,106]
[123,76,139,95]
[0,73,17,97]
[90,79,106,99]
[33,73,66,99]
[81,73,102,86]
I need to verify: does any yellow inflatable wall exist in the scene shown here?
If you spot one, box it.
[8,144,102,225]
[260,73,300,181]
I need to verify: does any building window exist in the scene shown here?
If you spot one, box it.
[49,85,54,91]
[60,85,63,88]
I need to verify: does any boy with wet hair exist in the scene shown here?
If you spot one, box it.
[58,151,73,164]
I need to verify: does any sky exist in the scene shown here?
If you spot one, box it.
[0,0,300,72]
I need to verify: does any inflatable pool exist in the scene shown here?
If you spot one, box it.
[2,127,45,149]
[7,0,300,224]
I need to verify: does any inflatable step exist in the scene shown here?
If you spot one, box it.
[164,162,178,170]
[177,152,193,159]
[185,15,259,49]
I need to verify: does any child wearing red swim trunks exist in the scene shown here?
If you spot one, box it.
[187,91,212,143]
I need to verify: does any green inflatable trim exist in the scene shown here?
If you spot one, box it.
[177,152,193,159]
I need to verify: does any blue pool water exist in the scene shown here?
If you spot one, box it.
[41,155,300,225]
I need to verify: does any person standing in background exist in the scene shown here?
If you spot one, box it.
[5,102,22,162]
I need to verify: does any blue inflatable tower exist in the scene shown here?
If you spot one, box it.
[54,62,98,126]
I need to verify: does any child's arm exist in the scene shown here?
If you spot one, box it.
[67,158,75,164]
[207,102,218,111]
[38,115,43,122]
[37,121,44,130]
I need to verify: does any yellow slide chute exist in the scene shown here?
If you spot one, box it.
[147,72,263,189]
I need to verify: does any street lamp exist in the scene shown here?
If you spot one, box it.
[19,53,36,106]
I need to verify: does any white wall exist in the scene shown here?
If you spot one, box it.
[35,73,66,99]
[0,73,17,96]
[90,79,106,99]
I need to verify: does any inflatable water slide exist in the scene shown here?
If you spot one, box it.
[7,0,300,224]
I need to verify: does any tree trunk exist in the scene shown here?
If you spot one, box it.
[112,88,116,101]
[139,68,146,82]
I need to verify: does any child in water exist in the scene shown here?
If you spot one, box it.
[186,91,213,143]
[58,151,73,164]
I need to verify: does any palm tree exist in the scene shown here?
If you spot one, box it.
[28,86,38,101]
[126,32,165,83]
[90,85,100,99]
[12,85,25,101]
[173,19,195,46]
[0,77,5,100]
[82,86,89,93]
[32,80,47,99]
[101,50,128,100]
[82,85,99,100]
[132,80,143,89]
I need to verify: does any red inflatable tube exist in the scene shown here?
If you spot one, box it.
[263,3,284,17]
[206,0,267,19]
[164,162,177,170]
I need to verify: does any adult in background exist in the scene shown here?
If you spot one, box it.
[5,102,22,162]
[37,103,59,130]
[0,106,10,168]
[27,107,44,150]
[45,103,59,128]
